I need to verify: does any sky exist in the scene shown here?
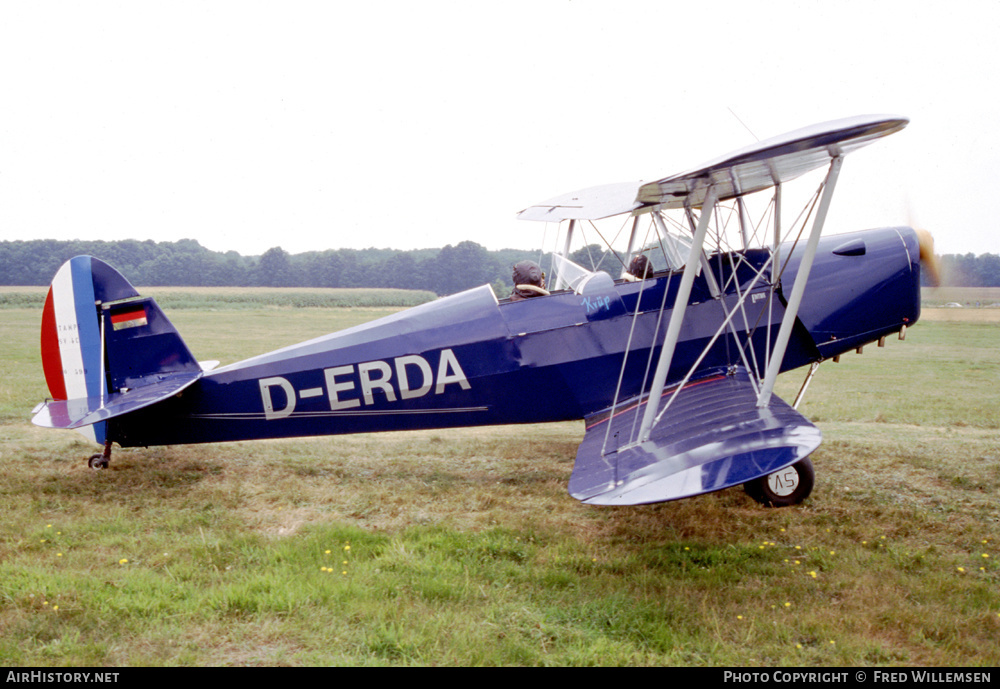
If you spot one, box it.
[1,1,998,258]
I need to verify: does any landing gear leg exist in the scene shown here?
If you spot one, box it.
[87,440,113,470]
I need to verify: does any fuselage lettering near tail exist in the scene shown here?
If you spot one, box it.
[259,349,470,420]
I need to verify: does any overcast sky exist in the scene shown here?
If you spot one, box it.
[1,1,997,258]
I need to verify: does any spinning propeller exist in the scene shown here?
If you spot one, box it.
[907,202,941,287]
[916,228,941,287]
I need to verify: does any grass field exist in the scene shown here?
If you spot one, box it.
[0,285,438,310]
[921,286,1000,308]
[0,296,997,666]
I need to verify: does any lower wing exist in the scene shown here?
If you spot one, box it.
[570,368,821,505]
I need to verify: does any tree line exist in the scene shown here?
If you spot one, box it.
[936,253,1000,288]
[1,239,996,295]
[0,239,547,297]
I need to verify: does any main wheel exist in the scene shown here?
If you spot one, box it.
[744,458,814,507]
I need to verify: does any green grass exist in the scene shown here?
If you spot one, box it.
[0,286,437,310]
[784,316,1000,429]
[0,301,998,666]
[921,286,1000,307]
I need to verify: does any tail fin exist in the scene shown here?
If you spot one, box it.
[34,256,202,439]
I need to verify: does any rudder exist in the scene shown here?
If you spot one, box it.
[36,256,202,441]
[41,257,142,442]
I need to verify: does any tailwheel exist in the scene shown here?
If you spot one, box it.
[744,457,814,507]
[87,454,109,470]
[87,440,113,470]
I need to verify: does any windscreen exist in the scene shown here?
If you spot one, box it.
[548,253,596,293]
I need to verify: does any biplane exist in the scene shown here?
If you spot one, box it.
[32,114,935,507]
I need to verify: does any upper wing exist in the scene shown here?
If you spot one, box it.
[517,115,907,222]
[569,368,821,505]
[515,181,643,223]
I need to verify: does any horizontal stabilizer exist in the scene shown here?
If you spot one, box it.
[32,371,202,430]
[569,368,821,505]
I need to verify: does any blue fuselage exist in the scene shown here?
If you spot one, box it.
[111,227,921,448]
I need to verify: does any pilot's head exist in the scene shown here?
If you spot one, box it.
[512,260,545,289]
[626,254,653,280]
[510,260,547,301]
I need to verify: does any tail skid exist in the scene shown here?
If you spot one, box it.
[33,256,203,442]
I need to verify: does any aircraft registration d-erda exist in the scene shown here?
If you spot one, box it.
[32,114,937,507]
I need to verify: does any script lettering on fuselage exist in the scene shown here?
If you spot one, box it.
[581,295,612,314]
[258,349,470,420]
